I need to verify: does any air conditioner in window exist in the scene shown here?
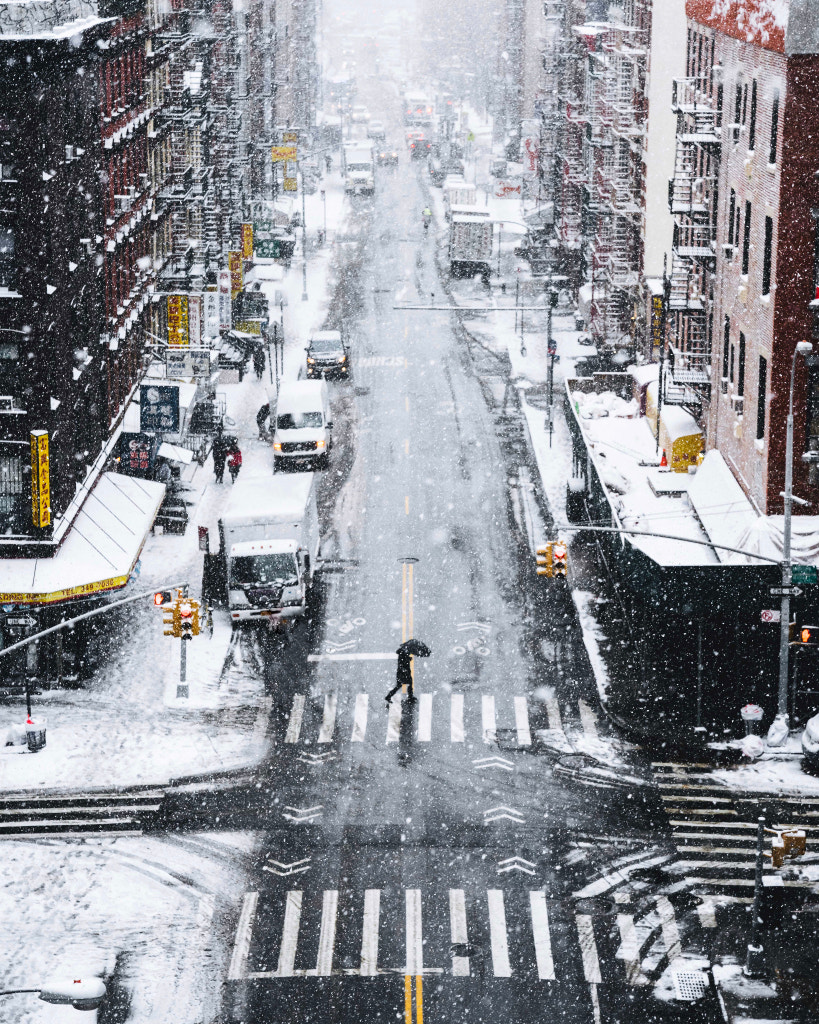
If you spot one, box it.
[722,243,735,262]
[720,377,729,394]
[731,395,744,414]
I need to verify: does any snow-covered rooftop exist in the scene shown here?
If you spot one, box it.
[687,0,819,55]
[0,0,110,39]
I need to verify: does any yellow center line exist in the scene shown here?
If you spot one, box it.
[416,976,424,1024]
[404,324,409,339]
[405,396,410,412]
[404,975,412,1024]
[405,495,410,515]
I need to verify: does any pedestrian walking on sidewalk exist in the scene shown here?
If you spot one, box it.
[256,403,270,439]
[227,445,243,484]
[253,347,266,381]
[325,153,332,174]
[212,430,229,484]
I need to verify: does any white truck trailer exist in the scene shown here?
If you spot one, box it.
[449,214,494,279]
[218,473,320,626]
[342,143,375,196]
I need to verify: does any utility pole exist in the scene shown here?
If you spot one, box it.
[656,256,670,453]
[301,168,308,302]
[547,283,557,447]
[745,816,766,977]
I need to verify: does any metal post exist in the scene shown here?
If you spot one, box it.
[656,259,669,453]
[322,189,327,237]
[515,276,520,332]
[177,585,189,700]
[547,293,555,448]
[696,619,703,730]
[301,178,308,302]
[745,815,766,977]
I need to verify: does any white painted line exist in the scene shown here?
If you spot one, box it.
[578,700,599,741]
[360,889,380,976]
[514,696,531,746]
[615,915,648,986]
[487,890,512,977]
[449,889,470,976]
[313,890,338,976]
[697,901,717,928]
[251,697,272,747]
[351,693,368,743]
[284,695,305,744]
[386,699,401,744]
[451,694,464,742]
[228,892,258,980]
[656,896,682,964]
[418,693,433,741]
[308,653,398,661]
[406,889,423,975]
[276,891,302,977]
[529,892,555,980]
[545,696,563,733]
[575,914,602,984]
[318,693,337,744]
[482,695,497,744]
[589,982,602,1024]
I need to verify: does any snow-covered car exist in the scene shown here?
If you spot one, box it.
[367,120,386,141]
[802,712,819,769]
[377,149,399,166]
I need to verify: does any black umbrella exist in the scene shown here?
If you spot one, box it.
[396,638,431,658]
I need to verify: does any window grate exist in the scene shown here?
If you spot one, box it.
[672,970,708,1002]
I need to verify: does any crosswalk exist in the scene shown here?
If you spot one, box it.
[273,690,603,749]
[653,761,819,916]
[227,885,684,986]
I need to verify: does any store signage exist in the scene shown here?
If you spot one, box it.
[218,270,232,329]
[167,295,190,347]
[271,146,297,163]
[125,434,153,474]
[165,348,212,378]
[187,294,202,345]
[228,251,243,299]
[242,223,254,260]
[0,573,131,606]
[651,294,664,353]
[140,385,180,433]
[203,290,220,339]
[30,430,50,528]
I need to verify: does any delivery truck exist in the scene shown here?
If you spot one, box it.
[218,473,320,626]
[449,215,494,279]
[342,143,375,195]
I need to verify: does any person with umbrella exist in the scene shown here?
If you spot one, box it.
[212,427,230,484]
[385,638,431,704]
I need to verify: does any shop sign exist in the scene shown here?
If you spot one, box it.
[0,573,130,606]
[140,385,180,433]
[218,270,232,329]
[125,433,153,473]
[187,294,202,345]
[165,348,212,378]
[30,430,50,528]
[203,290,220,338]
[271,145,297,163]
[167,295,190,347]
[651,294,664,354]
[234,320,263,336]
[228,251,243,299]
[242,223,254,260]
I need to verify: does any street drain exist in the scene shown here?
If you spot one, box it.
[671,970,708,1002]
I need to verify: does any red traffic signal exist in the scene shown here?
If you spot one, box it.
[154,591,172,606]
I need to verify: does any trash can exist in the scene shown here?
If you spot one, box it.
[25,717,46,752]
[740,703,763,736]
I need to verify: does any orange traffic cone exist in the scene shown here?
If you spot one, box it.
[660,449,668,468]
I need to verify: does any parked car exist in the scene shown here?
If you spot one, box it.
[305,330,350,380]
[367,120,386,142]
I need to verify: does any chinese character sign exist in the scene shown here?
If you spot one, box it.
[167,295,190,347]
[651,295,664,354]
[242,223,254,260]
[218,270,232,329]
[30,430,50,528]
[228,251,243,299]
[271,146,298,164]
[140,385,180,434]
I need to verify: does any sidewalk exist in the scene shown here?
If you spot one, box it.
[0,168,348,795]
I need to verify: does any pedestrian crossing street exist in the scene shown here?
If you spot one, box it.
[274,690,604,749]
[653,761,819,920]
[227,885,685,987]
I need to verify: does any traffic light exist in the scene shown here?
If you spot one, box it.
[552,541,568,579]
[178,599,201,640]
[164,602,181,637]
[536,543,553,577]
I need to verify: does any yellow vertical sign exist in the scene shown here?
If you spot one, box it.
[228,251,243,298]
[30,430,50,528]
[242,223,254,260]
[167,294,190,347]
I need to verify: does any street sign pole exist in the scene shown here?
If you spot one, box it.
[177,585,188,700]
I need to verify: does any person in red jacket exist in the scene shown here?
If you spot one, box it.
[227,445,242,483]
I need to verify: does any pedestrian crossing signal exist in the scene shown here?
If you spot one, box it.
[799,625,819,645]
[154,590,172,606]
[536,543,553,577]
[552,542,568,579]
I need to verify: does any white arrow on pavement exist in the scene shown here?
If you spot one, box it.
[473,756,514,771]
[282,805,324,823]
[497,856,537,876]
[484,806,525,824]
[324,639,356,652]
[298,751,336,765]
[263,857,312,877]
[457,622,491,633]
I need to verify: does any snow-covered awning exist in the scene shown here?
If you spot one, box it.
[0,473,165,606]
[158,442,194,465]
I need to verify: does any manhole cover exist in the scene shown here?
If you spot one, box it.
[671,970,708,1002]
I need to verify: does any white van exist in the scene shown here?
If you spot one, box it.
[272,380,332,471]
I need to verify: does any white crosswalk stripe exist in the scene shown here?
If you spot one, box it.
[230,887,680,986]
[276,691,603,749]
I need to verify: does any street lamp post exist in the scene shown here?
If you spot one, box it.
[775,339,814,736]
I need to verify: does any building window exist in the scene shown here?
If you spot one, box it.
[738,332,746,397]
[728,189,736,246]
[762,216,773,296]
[769,89,780,164]
[722,316,730,382]
[730,343,735,384]
[748,79,757,150]
[757,355,767,439]
[0,226,14,289]
[742,200,752,275]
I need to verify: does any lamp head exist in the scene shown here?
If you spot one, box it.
[797,341,814,357]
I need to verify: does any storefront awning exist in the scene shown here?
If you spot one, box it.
[0,473,165,606]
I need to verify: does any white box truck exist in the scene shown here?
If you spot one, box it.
[342,143,375,195]
[218,473,320,626]
[449,215,494,279]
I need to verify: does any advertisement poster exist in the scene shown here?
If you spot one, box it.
[242,223,254,260]
[167,295,190,347]
[218,270,232,330]
[228,251,243,299]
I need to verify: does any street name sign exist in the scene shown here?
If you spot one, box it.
[792,565,818,585]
